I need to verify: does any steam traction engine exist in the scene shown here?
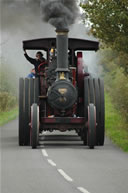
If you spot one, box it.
[19,29,105,149]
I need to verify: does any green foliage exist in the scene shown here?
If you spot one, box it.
[81,0,128,73]
[105,93,128,152]
[0,92,17,111]
[0,58,18,112]
[0,107,18,126]
[99,48,128,120]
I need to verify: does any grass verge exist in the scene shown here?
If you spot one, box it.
[0,107,18,126]
[105,93,128,152]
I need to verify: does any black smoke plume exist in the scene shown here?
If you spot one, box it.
[40,0,80,30]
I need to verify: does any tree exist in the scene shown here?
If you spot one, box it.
[81,0,128,54]
[80,0,128,73]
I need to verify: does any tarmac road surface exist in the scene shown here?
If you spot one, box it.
[0,119,128,193]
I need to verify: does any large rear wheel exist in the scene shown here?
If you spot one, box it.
[34,78,39,103]
[29,78,34,109]
[83,77,89,145]
[24,78,30,145]
[19,78,25,146]
[84,77,89,119]
[93,78,100,145]
[88,78,95,103]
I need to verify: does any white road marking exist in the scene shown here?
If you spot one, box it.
[41,150,90,193]
[77,187,90,193]
[58,169,73,182]
[47,159,56,167]
[41,149,48,157]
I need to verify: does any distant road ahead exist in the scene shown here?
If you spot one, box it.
[1,119,128,193]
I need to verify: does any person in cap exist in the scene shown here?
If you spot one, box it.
[24,50,47,74]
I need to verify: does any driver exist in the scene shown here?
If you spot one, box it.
[24,50,47,73]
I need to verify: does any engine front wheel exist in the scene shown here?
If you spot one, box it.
[87,104,96,149]
[31,103,39,149]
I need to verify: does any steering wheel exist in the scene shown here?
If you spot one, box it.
[38,61,47,72]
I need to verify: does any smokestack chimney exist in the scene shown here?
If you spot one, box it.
[56,29,69,74]
[47,28,77,111]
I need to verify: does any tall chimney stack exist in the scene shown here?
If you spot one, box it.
[56,29,69,74]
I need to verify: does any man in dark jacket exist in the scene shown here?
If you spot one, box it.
[24,50,46,73]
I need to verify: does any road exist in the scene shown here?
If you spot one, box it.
[0,119,128,193]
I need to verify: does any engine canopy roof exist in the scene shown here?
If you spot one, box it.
[23,38,99,51]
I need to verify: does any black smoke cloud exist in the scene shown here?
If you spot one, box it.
[40,0,80,30]
[1,0,80,32]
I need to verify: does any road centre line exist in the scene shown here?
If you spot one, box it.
[41,150,90,193]
[58,169,73,182]
[41,149,48,157]
[47,159,56,166]
[77,187,90,193]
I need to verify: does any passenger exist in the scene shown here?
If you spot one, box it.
[27,68,35,78]
[24,50,47,74]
